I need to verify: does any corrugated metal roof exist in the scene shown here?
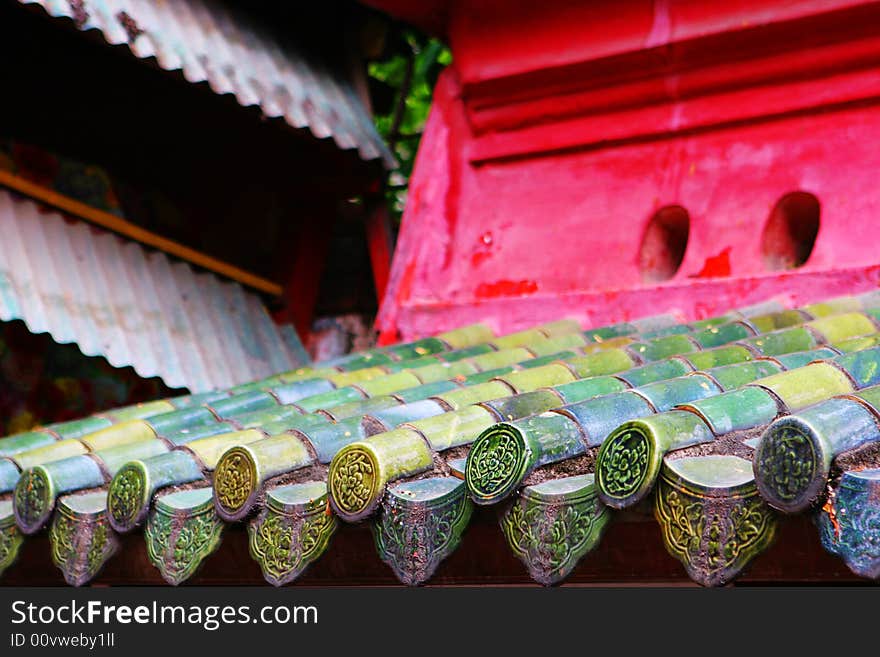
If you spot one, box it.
[0,190,307,392]
[16,0,395,169]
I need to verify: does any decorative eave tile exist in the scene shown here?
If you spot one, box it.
[0,500,24,577]
[49,492,120,587]
[248,482,337,586]
[655,455,777,586]
[144,487,224,586]
[373,476,472,585]
[816,468,880,580]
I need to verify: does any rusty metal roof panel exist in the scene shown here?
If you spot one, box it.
[17,0,394,168]
[0,190,304,392]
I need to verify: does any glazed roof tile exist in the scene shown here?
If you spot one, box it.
[2,291,880,587]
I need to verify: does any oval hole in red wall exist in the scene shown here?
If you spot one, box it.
[761,192,820,271]
[639,205,690,283]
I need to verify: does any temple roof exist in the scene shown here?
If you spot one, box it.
[3,290,880,586]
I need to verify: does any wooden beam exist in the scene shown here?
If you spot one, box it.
[0,170,283,296]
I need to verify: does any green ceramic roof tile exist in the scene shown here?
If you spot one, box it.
[12,440,89,472]
[773,347,840,369]
[389,476,463,502]
[249,481,336,586]
[269,481,329,507]
[385,337,450,361]
[748,309,811,332]
[407,405,498,452]
[629,313,685,332]
[271,378,337,405]
[688,315,737,331]
[146,487,223,585]
[656,455,776,586]
[684,345,755,370]
[806,312,878,343]
[362,399,449,434]
[596,346,880,514]
[222,308,812,532]
[817,467,880,579]
[108,450,205,533]
[466,355,782,506]
[558,392,658,447]
[393,379,461,403]
[436,344,497,362]
[625,334,700,361]
[459,367,518,384]
[16,453,109,534]
[258,414,331,437]
[833,334,880,353]
[214,433,316,521]
[467,412,586,504]
[470,347,535,370]
[329,429,434,521]
[356,371,424,397]
[0,500,23,577]
[447,457,468,478]
[496,363,577,391]
[582,313,677,342]
[0,431,58,458]
[408,360,480,383]
[680,386,780,434]
[50,491,119,587]
[435,381,516,410]
[751,362,854,408]
[516,351,578,368]
[554,375,631,403]
[634,374,721,412]
[638,324,693,340]
[293,387,368,413]
[612,358,693,388]
[480,390,565,422]
[565,349,639,378]
[147,406,219,436]
[754,388,880,513]
[295,417,370,464]
[0,460,21,493]
[156,487,215,512]
[597,411,716,509]
[802,296,864,317]
[187,430,268,470]
[665,454,754,489]
[709,359,782,391]
[316,396,402,422]
[526,333,587,356]
[690,321,756,348]
[830,347,880,387]
[501,473,609,585]
[738,326,817,355]
[43,417,115,441]
[374,476,472,584]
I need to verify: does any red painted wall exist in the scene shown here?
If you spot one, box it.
[369,0,880,341]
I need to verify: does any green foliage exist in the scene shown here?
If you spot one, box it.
[368,29,451,224]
